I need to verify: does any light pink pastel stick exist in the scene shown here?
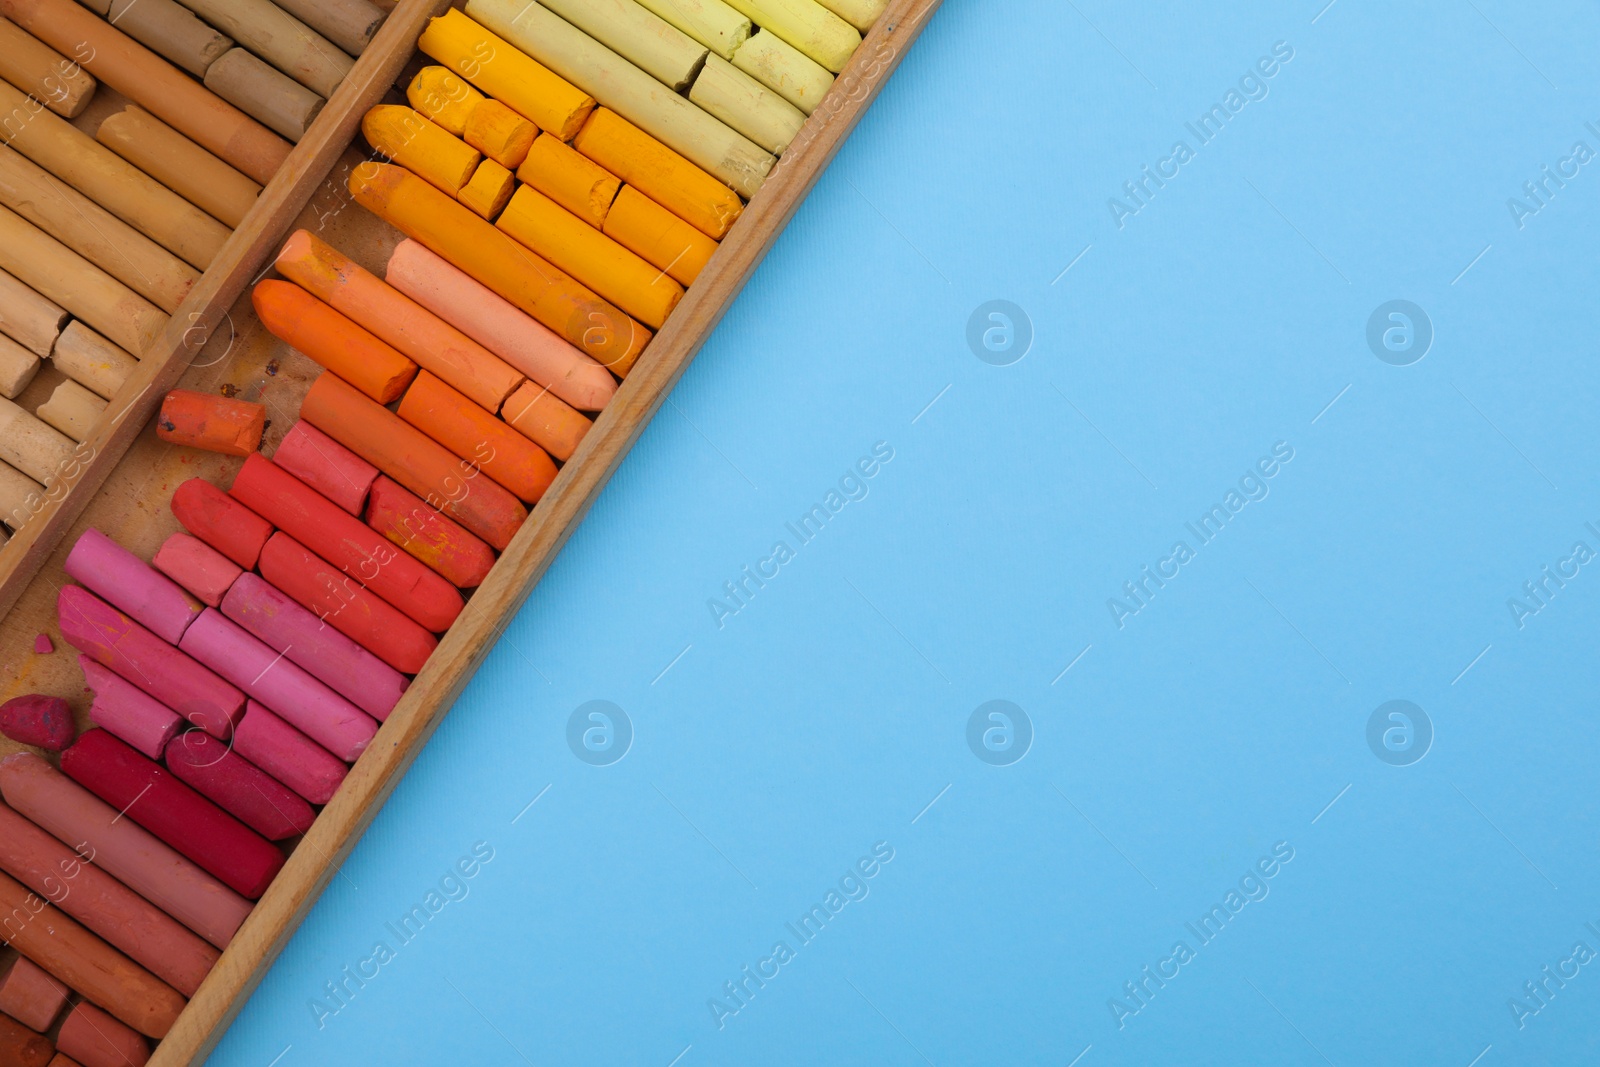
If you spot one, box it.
[80,656,182,760]
[179,609,377,761]
[152,532,243,608]
[58,586,244,741]
[222,574,407,721]
[0,752,251,949]
[386,239,618,412]
[233,702,347,806]
[271,421,379,516]
[63,528,203,644]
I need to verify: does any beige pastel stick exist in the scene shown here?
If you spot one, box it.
[690,54,804,154]
[0,142,200,314]
[0,16,96,117]
[0,333,39,398]
[467,0,774,199]
[273,0,386,56]
[0,461,43,530]
[97,105,261,229]
[0,206,168,357]
[105,0,232,77]
[813,0,884,31]
[205,46,325,142]
[0,268,67,356]
[537,0,709,91]
[51,321,137,399]
[731,28,832,114]
[0,396,73,484]
[173,0,353,97]
[721,0,859,72]
[0,80,230,269]
[634,0,750,60]
[37,378,106,440]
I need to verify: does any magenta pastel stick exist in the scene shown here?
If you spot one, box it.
[152,532,243,608]
[178,608,377,762]
[232,702,347,806]
[164,732,316,840]
[57,586,244,741]
[80,656,182,760]
[221,574,408,721]
[271,421,379,516]
[63,528,204,645]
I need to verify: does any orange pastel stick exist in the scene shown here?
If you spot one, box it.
[396,371,556,505]
[156,390,265,457]
[274,230,523,412]
[517,132,621,229]
[604,186,718,286]
[501,381,591,462]
[573,109,743,239]
[251,280,418,404]
[366,475,494,589]
[348,162,650,376]
[300,371,527,551]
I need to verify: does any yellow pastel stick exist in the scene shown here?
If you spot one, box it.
[720,0,859,72]
[603,185,716,286]
[813,0,884,32]
[458,158,515,220]
[536,0,708,91]
[406,66,485,136]
[689,55,805,154]
[417,9,596,140]
[573,108,742,238]
[517,133,621,229]
[731,28,833,114]
[633,0,750,60]
[463,98,537,169]
[362,105,482,195]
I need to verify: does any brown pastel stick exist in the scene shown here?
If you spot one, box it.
[0,1011,53,1065]
[0,206,167,358]
[36,381,106,442]
[156,390,264,456]
[273,0,384,55]
[105,0,231,78]
[0,0,292,185]
[55,1001,150,1067]
[47,324,134,400]
[96,106,260,229]
[0,143,200,314]
[204,47,325,143]
[0,463,43,531]
[0,956,68,1031]
[457,158,514,220]
[0,269,67,357]
[0,334,40,399]
[0,17,95,118]
[0,398,72,485]
[173,0,353,97]
[463,98,537,169]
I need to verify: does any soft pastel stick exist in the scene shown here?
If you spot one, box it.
[103,0,232,79]
[273,230,523,413]
[517,133,621,229]
[405,66,483,136]
[179,609,376,762]
[151,532,242,608]
[718,0,861,72]
[462,99,536,169]
[171,477,272,569]
[604,184,717,286]
[0,396,73,487]
[35,380,105,442]
[60,729,285,899]
[63,528,203,645]
[156,389,265,456]
[397,371,557,504]
[204,46,325,142]
[0,957,68,1032]
[222,573,408,720]
[55,1001,150,1067]
[349,162,650,376]
[457,159,514,221]
[48,323,133,401]
[252,280,417,404]
[270,421,376,516]
[165,733,315,840]
[385,239,617,411]
[80,656,182,759]
[172,0,352,97]
[57,586,243,741]
[498,381,592,463]
[634,0,750,60]
[0,752,251,950]
[730,27,833,114]
[272,0,384,57]
[573,108,743,239]
[0,266,68,357]
[365,476,495,590]
[0,694,74,751]
[0,1011,53,1063]
[814,0,884,31]
[0,18,96,118]
[257,533,437,674]
[96,105,261,229]
[417,9,595,139]
[537,0,708,91]
[0,865,186,1038]
[230,453,467,631]
[362,105,480,195]
[232,702,346,806]
[0,800,218,996]
[689,54,806,155]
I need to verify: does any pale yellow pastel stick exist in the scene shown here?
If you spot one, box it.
[536,0,708,91]
[690,54,804,154]
[720,0,859,72]
[51,321,137,399]
[0,461,43,531]
[0,396,73,484]
[36,378,106,441]
[731,28,833,114]
[467,0,773,198]
[0,333,39,398]
[634,0,749,60]
[813,0,884,32]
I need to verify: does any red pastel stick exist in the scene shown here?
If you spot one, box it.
[271,421,378,516]
[56,999,151,1067]
[366,475,495,589]
[164,733,315,840]
[171,478,273,570]
[0,957,67,1032]
[0,1012,52,1065]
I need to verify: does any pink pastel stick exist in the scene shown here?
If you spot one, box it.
[178,608,376,761]
[0,956,68,1032]
[386,239,618,412]
[0,752,251,949]
[152,532,243,608]
[57,586,244,741]
[63,528,203,644]
[80,657,181,760]
[164,732,315,840]
[271,421,379,515]
[233,702,347,806]
[221,574,407,721]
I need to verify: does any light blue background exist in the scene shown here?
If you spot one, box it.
[211,1,1600,1063]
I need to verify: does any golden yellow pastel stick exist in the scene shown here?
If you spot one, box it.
[417,9,595,140]
[406,66,486,136]
[363,105,482,195]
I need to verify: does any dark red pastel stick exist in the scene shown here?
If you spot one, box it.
[164,732,315,840]
[171,478,273,570]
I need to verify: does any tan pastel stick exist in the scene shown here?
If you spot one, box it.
[730,28,832,114]
[689,54,804,154]
[50,322,137,398]
[0,396,73,484]
[0,268,67,357]
[0,16,96,118]
[96,105,261,229]
[80,0,110,12]
[0,206,167,357]
[0,333,40,398]
[173,0,353,97]
[0,79,230,269]
[205,47,325,143]
[0,0,293,185]
[0,461,42,530]
[0,142,200,313]
[37,378,106,440]
[106,0,233,77]
[536,0,709,92]
[272,0,386,56]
